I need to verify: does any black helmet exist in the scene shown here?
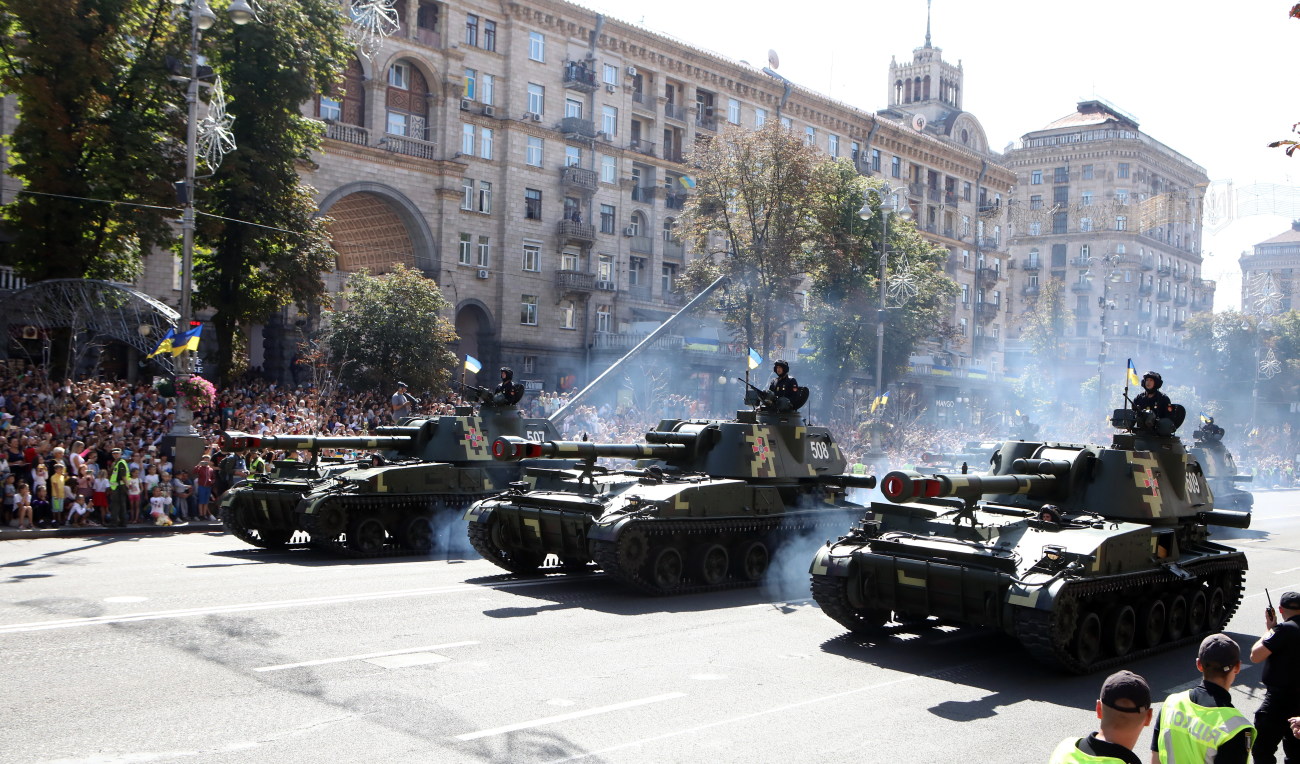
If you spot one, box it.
[500,367,513,380]
[1142,371,1163,390]
[773,359,789,374]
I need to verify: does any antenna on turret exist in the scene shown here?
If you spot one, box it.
[925,0,932,48]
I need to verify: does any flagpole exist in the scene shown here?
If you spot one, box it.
[1123,357,1133,407]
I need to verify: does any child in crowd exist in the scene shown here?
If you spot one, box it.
[66,487,89,527]
[2,473,15,526]
[148,485,171,526]
[92,471,109,524]
[14,481,32,530]
[50,463,66,526]
[142,463,160,495]
[30,484,51,528]
[127,467,142,524]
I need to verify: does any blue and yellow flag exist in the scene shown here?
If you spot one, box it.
[464,355,482,373]
[147,329,175,359]
[170,324,201,356]
[1126,359,1141,387]
[747,348,762,370]
[1200,412,1213,424]
[678,175,696,189]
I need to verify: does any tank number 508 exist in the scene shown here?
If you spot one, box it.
[809,440,830,460]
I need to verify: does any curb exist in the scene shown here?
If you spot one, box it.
[0,521,226,541]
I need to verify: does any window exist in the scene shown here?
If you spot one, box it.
[959,318,967,336]
[388,62,409,89]
[481,73,495,105]
[602,105,617,136]
[524,188,542,219]
[1029,195,1042,210]
[781,116,792,130]
[464,14,478,47]
[479,127,493,159]
[319,96,341,121]
[600,204,616,234]
[1116,215,1128,231]
[595,304,611,332]
[1080,244,1090,260]
[565,145,581,167]
[755,108,767,127]
[961,215,971,236]
[520,295,538,325]
[461,123,474,154]
[961,283,970,304]
[1053,186,1068,206]
[386,111,408,136]
[627,212,643,237]
[1081,191,1093,206]
[1051,243,1067,267]
[460,178,474,210]
[1052,212,1067,234]
[560,300,576,329]
[891,156,901,178]
[561,250,578,271]
[529,31,545,62]
[458,233,472,264]
[600,154,616,183]
[477,181,492,214]
[727,98,740,124]
[661,263,677,292]
[1082,164,1094,180]
[804,125,815,146]
[522,242,540,272]
[526,136,543,167]
[629,256,645,286]
[1030,170,1042,185]
[527,83,544,115]
[477,236,490,267]
[598,254,613,281]
[1115,189,1128,205]
[1029,221,1041,236]
[1080,217,1092,232]
[1118,163,1130,179]
[828,134,839,157]
[463,68,476,99]
[1053,167,1068,183]
[565,98,582,119]
[483,19,496,51]
[963,181,972,201]
[871,149,882,172]
[603,64,618,85]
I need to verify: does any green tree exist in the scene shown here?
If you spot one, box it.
[1011,276,1074,405]
[678,122,820,356]
[321,265,458,394]
[192,0,351,382]
[0,0,183,281]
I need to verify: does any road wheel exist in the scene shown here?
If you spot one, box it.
[1105,605,1137,658]
[1138,598,1167,647]
[1187,589,1209,634]
[694,543,729,586]
[1166,594,1189,641]
[1073,611,1103,669]
[650,546,684,592]
[733,540,770,582]
[616,527,650,573]
[1208,586,1228,629]
[467,515,544,574]
[313,501,348,538]
[346,516,387,555]
[399,514,435,554]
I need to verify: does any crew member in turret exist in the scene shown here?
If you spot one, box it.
[492,367,524,406]
[1132,371,1173,417]
[767,360,799,411]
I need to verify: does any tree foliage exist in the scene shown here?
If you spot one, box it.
[321,265,458,394]
[0,0,184,281]
[1182,310,1257,404]
[1009,277,1074,406]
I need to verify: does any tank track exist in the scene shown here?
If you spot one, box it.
[810,573,890,633]
[1013,555,1247,674]
[588,510,853,596]
[219,502,298,550]
[299,492,488,558]
[467,520,547,574]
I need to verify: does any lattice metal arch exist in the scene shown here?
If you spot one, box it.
[3,280,180,372]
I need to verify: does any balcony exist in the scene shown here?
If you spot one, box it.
[976,267,1000,286]
[630,138,656,157]
[1022,259,1041,271]
[1021,284,1040,297]
[695,112,717,131]
[974,302,1000,321]
[324,121,369,146]
[631,91,655,114]
[560,117,597,140]
[560,165,598,194]
[664,103,686,122]
[378,134,437,160]
[662,290,687,307]
[554,270,595,292]
[592,332,683,352]
[563,62,598,92]
[908,181,926,197]
[1192,298,1212,311]
[1156,315,1170,327]
[1139,257,1154,271]
[927,187,942,203]
[978,237,1001,251]
[1174,295,1188,307]
[626,284,652,301]
[972,336,998,353]
[1138,310,1152,322]
[1173,319,1186,331]
[945,191,958,206]
[1156,289,1172,302]
[557,220,595,243]
[664,192,687,210]
[1070,256,1092,268]
[631,185,657,203]
[411,26,441,48]
[1139,284,1154,296]
[1071,282,1093,294]
[663,239,685,258]
[977,201,1001,216]
[942,227,955,239]
[630,235,654,254]
[1157,264,1172,276]
[1173,270,1188,282]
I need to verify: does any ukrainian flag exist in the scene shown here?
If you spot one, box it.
[1126,359,1141,387]
[747,348,762,370]
[147,329,175,359]
[170,324,201,356]
[464,355,482,373]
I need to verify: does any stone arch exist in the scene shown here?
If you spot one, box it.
[375,51,444,99]
[454,299,495,382]
[317,182,436,274]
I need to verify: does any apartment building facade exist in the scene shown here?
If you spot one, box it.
[1240,222,1300,315]
[1002,100,1214,394]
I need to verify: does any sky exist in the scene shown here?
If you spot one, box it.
[581,0,1300,310]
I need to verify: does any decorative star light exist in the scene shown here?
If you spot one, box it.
[195,76,237,172]
[1261,348,1282,379]
[347,0,400,60]
[1247,271,1283,316]
[886,263,921,305]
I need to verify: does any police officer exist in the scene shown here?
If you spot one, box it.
[767,360,798,410]
[1151,634,1254,764]
[107,447,131,527]
[1251,591,1300,764]
[1050,670,1152,764]
[492,367,523,406]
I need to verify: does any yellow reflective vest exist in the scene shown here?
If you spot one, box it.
[1156,690,1254,764]
[1049,738,1129,763]
[108,458,130,490]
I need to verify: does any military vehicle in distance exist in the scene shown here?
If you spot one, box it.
[810,405,1250,673]
[465,381,877,595]
[218,392,557,557]
[1189,417,1253,511]
[917,441,999,475]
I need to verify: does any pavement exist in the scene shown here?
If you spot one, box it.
[0,516,225,541]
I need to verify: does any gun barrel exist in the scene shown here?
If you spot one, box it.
[491,436,687,463]
[221,430,414,453]
[1198,509,1252,529]
[880,469,1057,503]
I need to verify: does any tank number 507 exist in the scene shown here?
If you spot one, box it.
[809,440,831,460]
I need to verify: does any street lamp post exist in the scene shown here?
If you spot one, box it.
[859,187,913,404]
[1089,254,1123,411]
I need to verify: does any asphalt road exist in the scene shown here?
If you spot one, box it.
[2,492,1297,764]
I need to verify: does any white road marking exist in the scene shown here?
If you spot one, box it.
[543,670,941,762]
[254,641,477,672]
[455,692,686,741]
[0,578,564,635]
[1276,567,1300,575]
[1246,584,1300,600]
[364,652,450,669]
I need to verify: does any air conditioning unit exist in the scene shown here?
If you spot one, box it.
[596,280,614,290]
[481,105,496,117]
[605,84,616,93]
[626,66,637,77]
[460,99,471,111]
[623,226,636,237]
[530,113,542,122]
[476,269,490,279]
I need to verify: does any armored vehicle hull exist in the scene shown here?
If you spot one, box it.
[1190,422,1253,511]
[467,409,876,595]
[811,412,1250,673]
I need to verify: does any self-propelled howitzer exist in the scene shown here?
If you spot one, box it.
[217,404,558,557]
[465,404,876,595]
[810,407,1250,673]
